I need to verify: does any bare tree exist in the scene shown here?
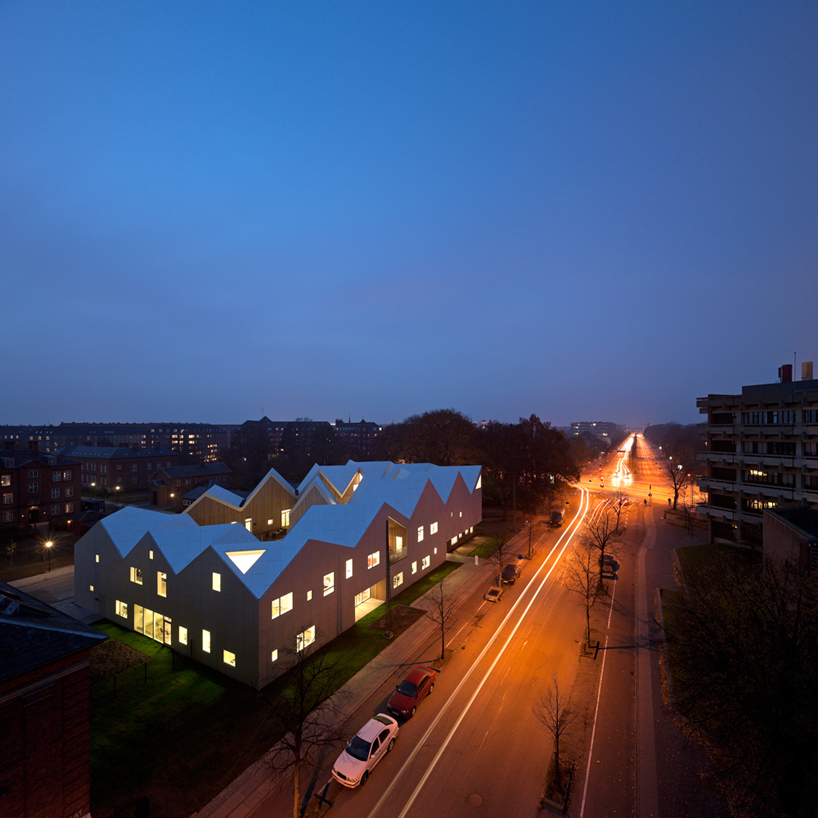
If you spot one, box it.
[5,540,16,570]
[582,503,620,592]
[562,533,602,646]
[665,461,689,510]
[532,676,578,801]
[424,575,458,661]
[265,638,348,818]
[488,531,520,586]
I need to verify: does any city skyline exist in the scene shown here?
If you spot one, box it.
[3,2,816,428]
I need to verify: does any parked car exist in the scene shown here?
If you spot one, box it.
[501,557,523,584]
[331,713,399,788]
[485,585,504,602]
[387,666,438,718]
[551,509,565,527]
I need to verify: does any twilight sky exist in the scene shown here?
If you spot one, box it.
[2,2,816,429]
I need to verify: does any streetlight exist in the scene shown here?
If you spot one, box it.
[45,540,53,572]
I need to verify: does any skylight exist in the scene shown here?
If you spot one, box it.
[225,550,266,574]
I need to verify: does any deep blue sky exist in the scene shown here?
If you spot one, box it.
[3,2,816,428]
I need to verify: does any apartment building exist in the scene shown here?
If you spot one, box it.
[696,363,818,546]
[1,442,82,529]
[56,445,179,490]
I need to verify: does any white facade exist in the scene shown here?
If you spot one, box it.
[74,461,482,688]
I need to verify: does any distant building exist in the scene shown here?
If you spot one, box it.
[56,445,179,491]
[0,581,107,818]
[150,463,232,507]
[569,422,623,446]
[333,419,382,459]
[74,461,482,689]
[696,362,818,546]
[0,422,236,461]
[1,442,82,530]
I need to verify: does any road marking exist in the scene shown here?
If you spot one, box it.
[367,488,591,818]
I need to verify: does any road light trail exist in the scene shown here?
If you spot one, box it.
[366,486,591,818]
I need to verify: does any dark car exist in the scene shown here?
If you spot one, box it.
[501,558,522,584]
[387,666,438,718]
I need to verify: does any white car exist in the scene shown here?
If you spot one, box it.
[331,713,399,788]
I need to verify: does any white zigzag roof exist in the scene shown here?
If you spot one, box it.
[96,462,480,600]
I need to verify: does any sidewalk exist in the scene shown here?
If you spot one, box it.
[194,534,510,818]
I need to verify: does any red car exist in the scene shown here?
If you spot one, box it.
[387,666,438,718]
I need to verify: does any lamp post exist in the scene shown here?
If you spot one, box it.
[525,520,531,558]
[45,540,53,572]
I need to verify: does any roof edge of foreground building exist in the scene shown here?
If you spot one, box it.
[74,461,482,688]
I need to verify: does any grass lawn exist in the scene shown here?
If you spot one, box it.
[674,542,759,584]
[467,534,505,559]
[90,561,462,817]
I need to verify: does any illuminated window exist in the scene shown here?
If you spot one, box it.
[281,509,291,527]
[179,626,188,645]
[460,512,462,518]
[268,519,273,526]
[393,572,404,589]
[412,561,417,574]
[434,547,437,554]
[476,475,482,489]
[115,600,128,619]
[149,550,154,560]
[430,522,438,534]
[271,650,278,662]
[95,554,99,563]
[417,526,424,542]
[422,556,431,569]
[130,566,143,585]
[202,630,211,653]
[90,585,94,592]
[323,572,335,596]
[346,558,353,579]
[307,590,313,601]
[367,552,380,569]
[296,626,315,652]
[212,572,221,592]
[396,535,403,550]
[224,650,236,667]
[157,572,167,597]
[271,592,293,619]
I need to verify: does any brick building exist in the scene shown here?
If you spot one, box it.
[56,445,178,491]
[150,463,232,507]
[1,442,82,530]
[0,581,107,818]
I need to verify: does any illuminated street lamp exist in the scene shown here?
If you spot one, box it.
[45,540,53,572]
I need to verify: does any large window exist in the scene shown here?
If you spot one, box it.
[2,493,12,505]
[296,626,316,652]
[271,592,294,619]
[130,566,143,585]
[393,572,404,589]
[422,556,431,569]
[430,522,438,535]
[157,572,167,597]
[115,600,128,619]
[281,509,291,527]
[367,551,380,569]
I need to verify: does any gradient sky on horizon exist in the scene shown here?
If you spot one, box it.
[3,1,817,429]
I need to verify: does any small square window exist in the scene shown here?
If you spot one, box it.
[223,650,236,667]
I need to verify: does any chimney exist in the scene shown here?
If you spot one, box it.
[779,364,793,383]
[802,361,814,381]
